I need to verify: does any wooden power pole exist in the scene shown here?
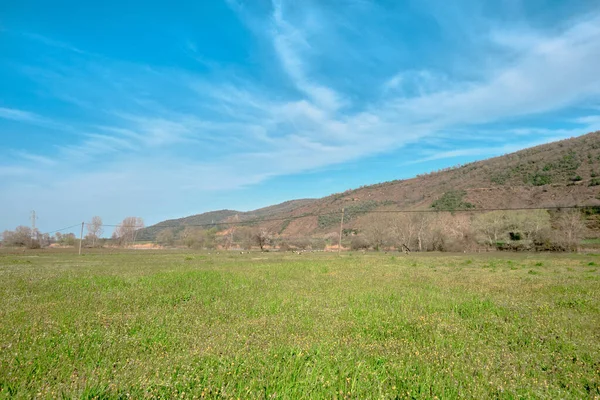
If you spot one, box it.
[78,222,84,255]
[338,208,345,254]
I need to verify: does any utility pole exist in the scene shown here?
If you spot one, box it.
[30,210,36,231]
[79,222,84,255]
[30,210,37,241]
[29,210,39,248]
[338,208,345,254]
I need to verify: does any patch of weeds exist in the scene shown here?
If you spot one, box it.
[534,262,543,267]
[589,178,600,187]
[528,270,540,275]
[588,262,597,266]
[184,256,194,261]
[8,259,32,265]
[556,298,588,310]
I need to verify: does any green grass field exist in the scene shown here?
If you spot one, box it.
[1,249,599,399]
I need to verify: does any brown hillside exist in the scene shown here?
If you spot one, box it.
[141,131,600,239]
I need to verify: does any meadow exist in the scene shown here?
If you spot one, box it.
[0,249,599,399]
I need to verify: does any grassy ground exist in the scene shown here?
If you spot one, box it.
[0,249,599,399]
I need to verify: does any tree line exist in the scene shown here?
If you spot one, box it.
[0,216,144,249]
[353,209,589,252]
[1,209,594,252]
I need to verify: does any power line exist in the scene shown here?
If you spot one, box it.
[43,223,83,235]
[90,205,595,230]
[366,205,592,213]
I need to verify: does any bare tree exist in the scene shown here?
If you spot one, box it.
[156,228,175,246]
[2,226,36,248]
[362,214,391,251]
[472,211,508,246]
[86,216,103,247]
[389,214,416,251]
[113,217,144,247]
[253,228,272,251]
[234,226,255,250]
[415,214,431,252]
[555,209,586,251]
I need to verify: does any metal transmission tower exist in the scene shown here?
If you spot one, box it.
[30,210,38,240]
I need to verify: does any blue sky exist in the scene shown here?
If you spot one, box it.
[2,0,600,234]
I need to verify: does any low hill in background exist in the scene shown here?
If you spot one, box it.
[137,200,315,241]
[139,131,600,241]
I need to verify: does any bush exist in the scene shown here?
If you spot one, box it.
[311,238,327,250]
[431,190,474,212]
[291,238,311,250]
[526,173,552,186]
[350,235,370,250]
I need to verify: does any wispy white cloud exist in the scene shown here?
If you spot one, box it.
[270,0,344,111]
[406,117,600,164]
[0,107,40,122]
[12,150,57,166]
[3,2,600,231]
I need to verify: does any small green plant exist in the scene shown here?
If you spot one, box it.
[526,173,552,186]
[431,190,474,211]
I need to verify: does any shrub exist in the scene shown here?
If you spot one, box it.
[526,173,552,186]
[431,190,474,212]
[350,235,370,250]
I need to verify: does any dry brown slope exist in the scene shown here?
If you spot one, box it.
[278,131,600,236]
[144,131,600,239]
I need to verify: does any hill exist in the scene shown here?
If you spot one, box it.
[137,199,315,241]
[140,131,600,240]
